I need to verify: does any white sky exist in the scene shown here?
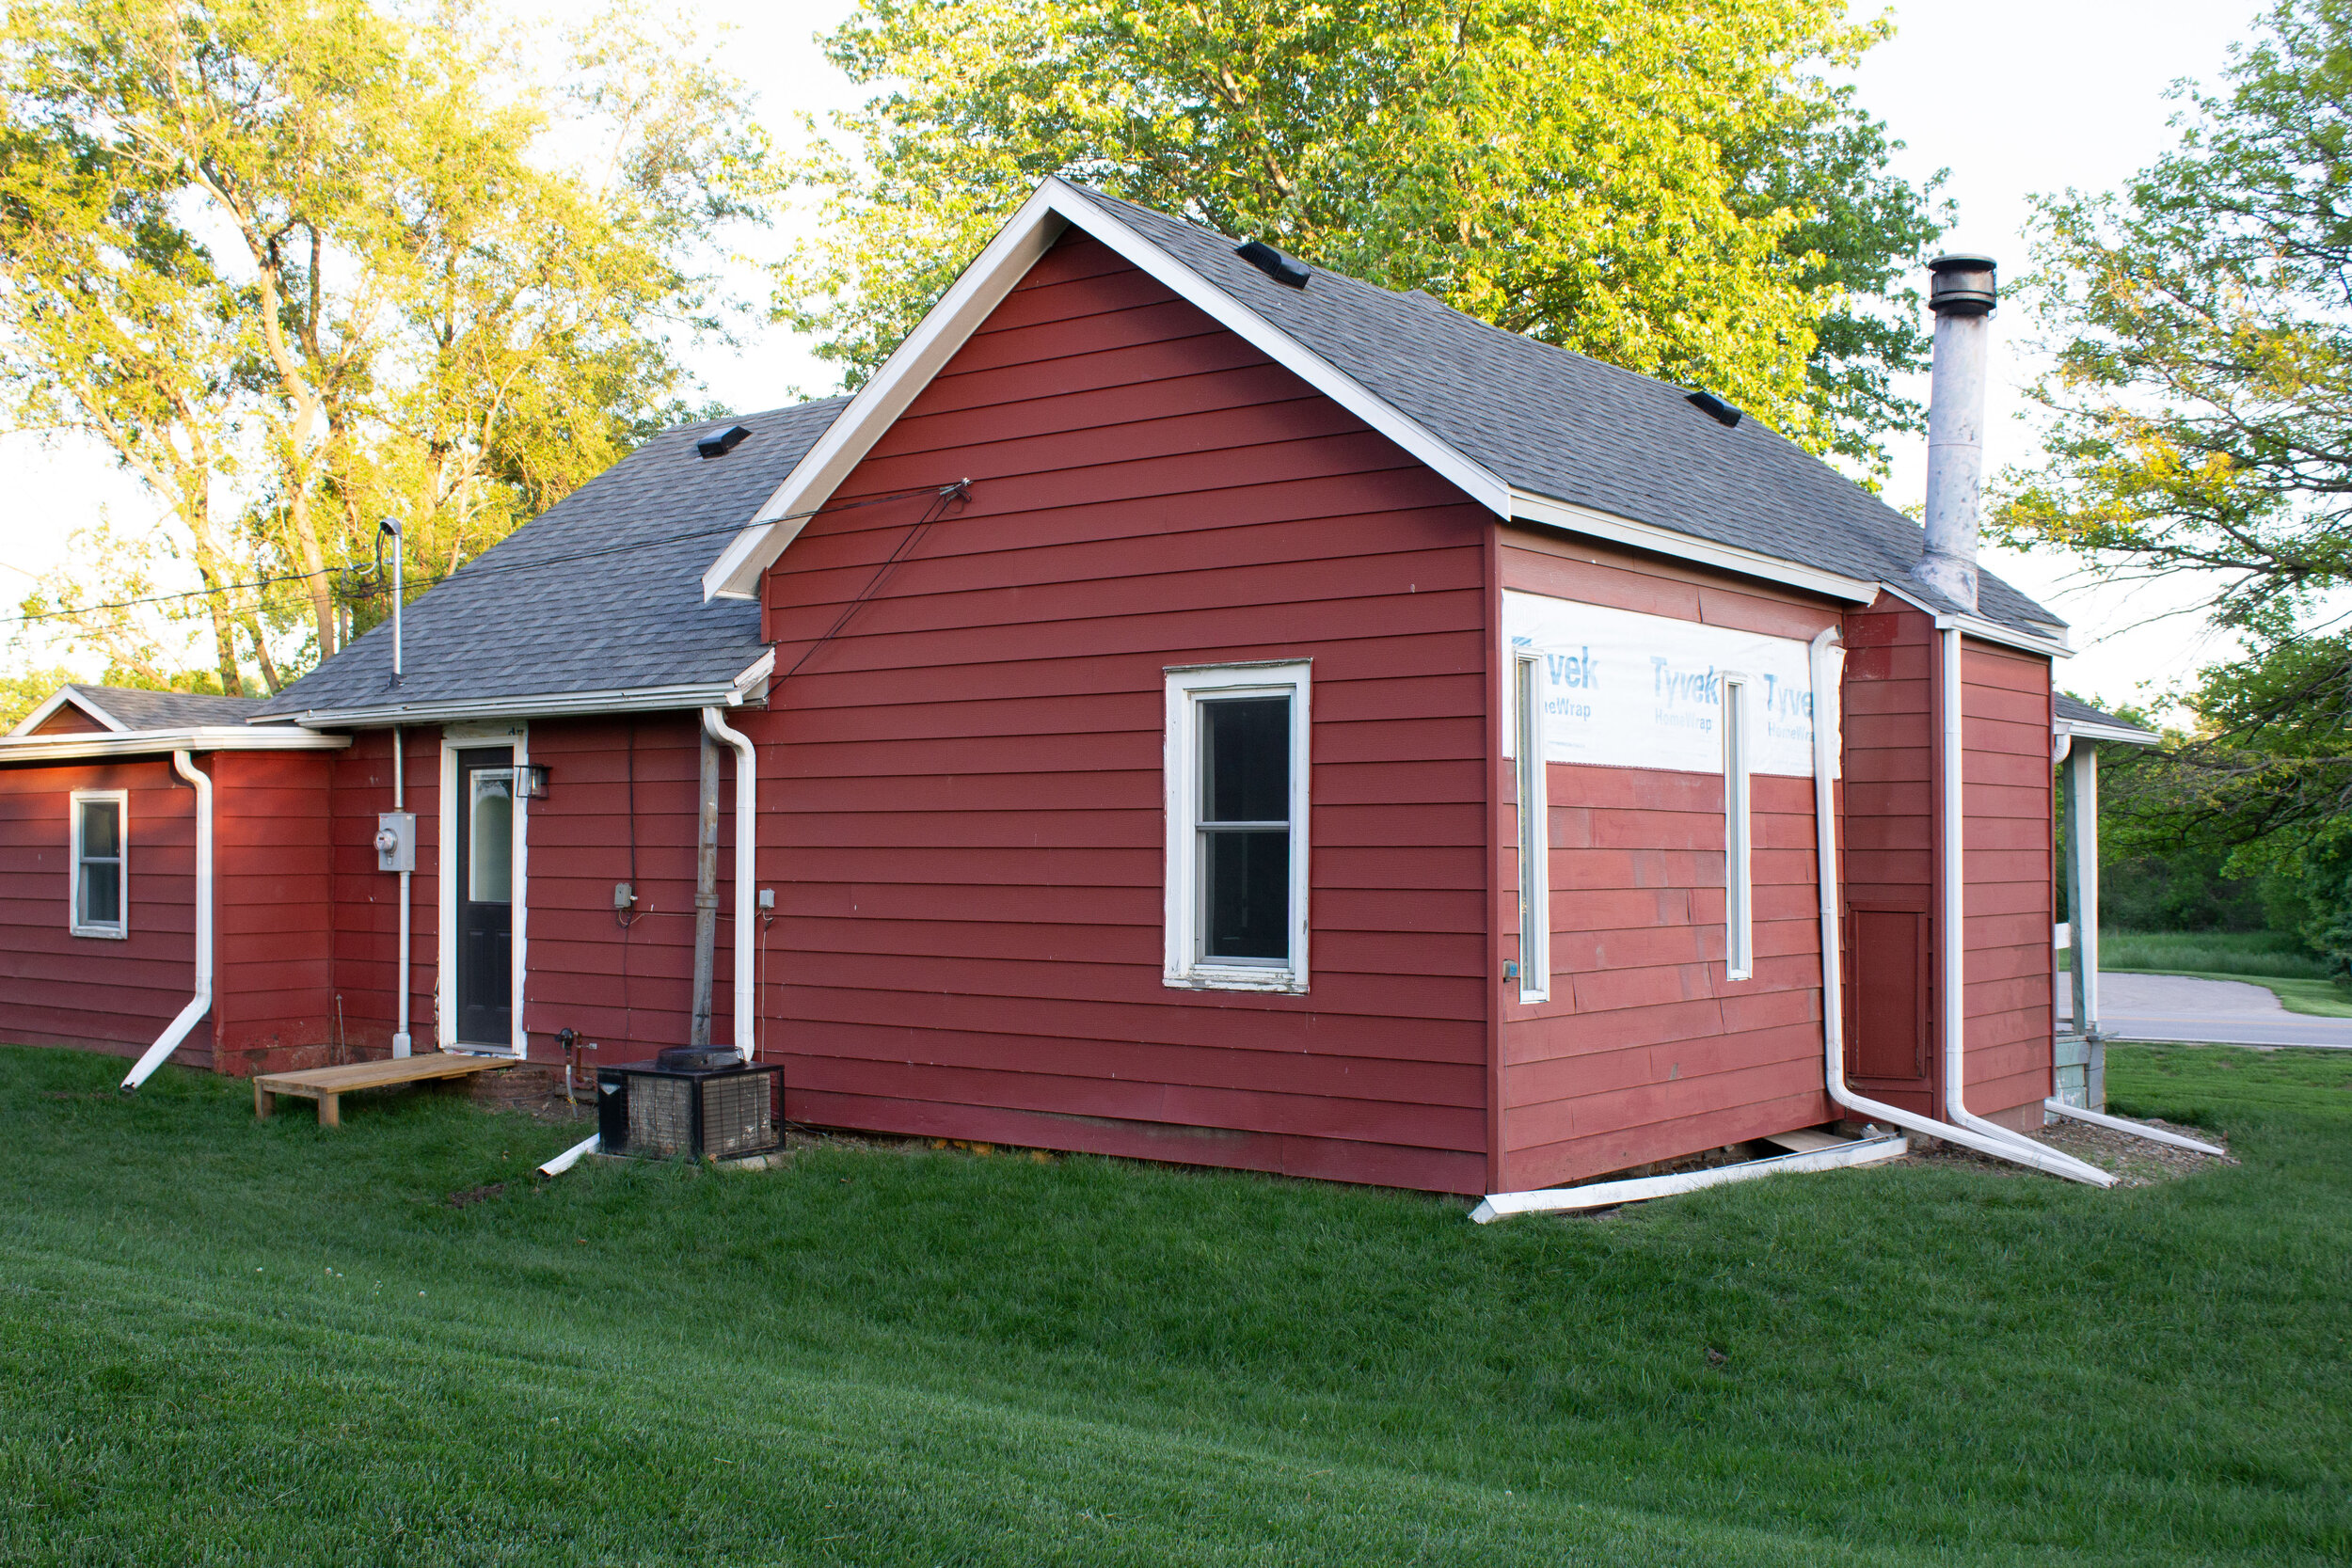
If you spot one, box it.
[0,0,2274,712]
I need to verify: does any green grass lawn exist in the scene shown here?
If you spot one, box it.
[3,1044,2348,1566]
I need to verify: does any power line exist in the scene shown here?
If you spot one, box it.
[0,482,964,629]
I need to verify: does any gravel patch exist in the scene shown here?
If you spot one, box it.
[1905,1115,2233,1187]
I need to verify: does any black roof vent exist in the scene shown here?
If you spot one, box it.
[696,424,751,459]
[1235,240,1311,288]
[1685,390,1741,429]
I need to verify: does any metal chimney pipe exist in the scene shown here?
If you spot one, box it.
[1919,255,1997,613]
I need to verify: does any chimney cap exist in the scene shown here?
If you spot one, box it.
[1928,254,1997,317]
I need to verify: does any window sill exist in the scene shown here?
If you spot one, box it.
[1165,965,1308,995]
[70,925,129,941]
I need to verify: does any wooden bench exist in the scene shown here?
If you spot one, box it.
[254,1053,516,1127]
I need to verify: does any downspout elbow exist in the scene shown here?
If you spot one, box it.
[701,706,758,1062]
[121,751,214,1092]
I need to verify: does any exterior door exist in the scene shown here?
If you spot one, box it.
[454,748,515,1048]
[1845,892,1934,1111]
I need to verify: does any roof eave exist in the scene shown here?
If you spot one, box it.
[0,726,351,761]
[1509,489,1879,605]
[704,176,1516,600]
[2059,719,2157,747]
[268,678,762,730]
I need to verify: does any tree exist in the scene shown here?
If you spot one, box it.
[2000,0,2352,966]
[0,0,773,693]
[776,0,1946,472]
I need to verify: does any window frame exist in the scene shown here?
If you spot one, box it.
[69,788,130,940]
[1163,660,1311,993]
[1513,651,1549,1003]
[1723,673,1755,981]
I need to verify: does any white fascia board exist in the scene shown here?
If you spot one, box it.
[703,176,1514,600]
[0,727,351,761]
[8,687,127,737]
[1508,489,1879,605]
[2059,720,2157,748]
[271,681,754,730]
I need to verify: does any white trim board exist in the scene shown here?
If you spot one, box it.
[0,727,350,761]
[68,787,130,941]
[1507,491,1877,606]
[272,681,755,731]
[437,724,530,1057]
[2058,719,2157,748]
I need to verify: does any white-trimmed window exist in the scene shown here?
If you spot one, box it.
[1514,651,1549,1002]
[70,789,128,939]
[1723,675,1754,980]
[1164,661,1311,992]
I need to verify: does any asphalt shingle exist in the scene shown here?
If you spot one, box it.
[69,686,266,731]
[260,400,847,719]
[1076,187,2063,639]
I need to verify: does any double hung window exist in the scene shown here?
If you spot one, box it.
[1164,662,1311,991]
[70,790,128,939]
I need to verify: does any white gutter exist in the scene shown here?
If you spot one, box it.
[537,1132,601,1177]
[2042,1099,2226,1156]
[701,706,758,1061]
[1470,1132,1908,1222]
[1808,628,2113,1186]
[0,727,346,762]
[270,682,755,730]
[120,752,214,1092]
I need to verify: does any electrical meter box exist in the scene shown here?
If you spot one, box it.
[374,811,416,873]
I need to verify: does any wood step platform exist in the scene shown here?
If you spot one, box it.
[255,1053,516,1128]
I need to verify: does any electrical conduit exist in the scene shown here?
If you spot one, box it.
[120,751,214,1092]
[701,706,758,1061]
[1809,627,2112,1186]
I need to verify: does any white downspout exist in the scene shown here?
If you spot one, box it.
[119,751,214,1092]
[392,723,412,1058]
[1810,629,2112,1186]
[701,706,757,1062]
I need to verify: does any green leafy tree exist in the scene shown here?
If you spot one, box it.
[1,0,772,693]
[777,0,1946,471]
[2001,0,2352,968]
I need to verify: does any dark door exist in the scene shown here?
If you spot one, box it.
[454,747,515,1047]
[1846,894,1933,1108]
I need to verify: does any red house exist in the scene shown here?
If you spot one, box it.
[0,182,2154,1202]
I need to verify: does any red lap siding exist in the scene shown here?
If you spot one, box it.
[1497,531,1842,1191]
[749,231,1492,1193]
[0,755,203,1065]
[211,750,335,1074]
[1962,638,2055,1127]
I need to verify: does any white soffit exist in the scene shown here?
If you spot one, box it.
[702,177,1516,601]
[1508,490,1877,605]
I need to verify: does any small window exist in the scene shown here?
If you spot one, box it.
[1514,653,1549,1002]
[71,790,129,939]
[1723,675,1754,980]
[1164,662,1311,991]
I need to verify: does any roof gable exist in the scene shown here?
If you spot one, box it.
[707,178,2063,644]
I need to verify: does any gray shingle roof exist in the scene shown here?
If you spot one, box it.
[72,685,268,731]
[2054,691,2155,741]
[260,400,848,719]
[1077,187,2064,638]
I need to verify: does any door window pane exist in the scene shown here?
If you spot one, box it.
[469,773,513,904]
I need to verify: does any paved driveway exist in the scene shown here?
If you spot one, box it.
[2061,972,2352,1048]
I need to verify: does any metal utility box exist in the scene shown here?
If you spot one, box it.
[596,1059,779,1161]
[373,811,416,873]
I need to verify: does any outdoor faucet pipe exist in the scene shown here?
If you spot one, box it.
[702,705,758,1062]
[121,751,214,1092]
[1807,628,2113,1186]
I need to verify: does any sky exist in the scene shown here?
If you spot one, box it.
[0,0,2276,711]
